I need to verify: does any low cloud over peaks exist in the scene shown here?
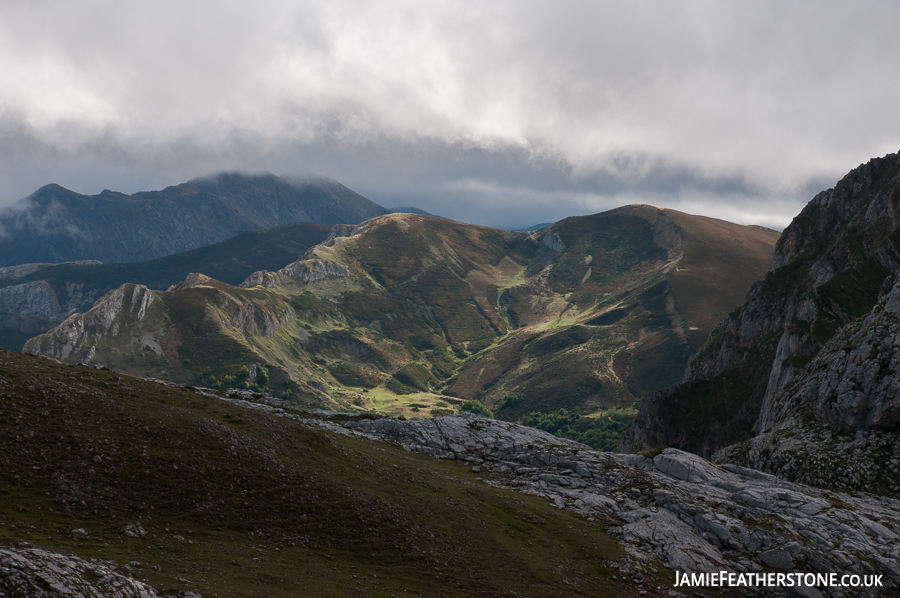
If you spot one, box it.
[1,1,899,228]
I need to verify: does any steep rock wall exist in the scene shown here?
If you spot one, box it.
[623,152,900,456]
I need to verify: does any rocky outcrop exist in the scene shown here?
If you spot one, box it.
[0,277,103,325]
[0,546,191,597]
[714,425,900,497]
[0,173,388,267]
[0,223,331,351]
[0,281,60,318]
[334,415,900,589]
[624,152,900,456]
[22,284,158,362]
[763,273,900,433]
[541,232,566,253]
[241,257,351,289]
[241,226,356,289]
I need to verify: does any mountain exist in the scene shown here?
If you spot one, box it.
[0,222,331,351]
[0,173,388,267]
[23,206,778,444]
[621,151,900,495]
[2,349,899,595]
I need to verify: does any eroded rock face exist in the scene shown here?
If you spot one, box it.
[0,546,186,597]
[623,152,900,457]
[241,250,351,289]
[767,275,900,433]
[206,392,900,593]
[22,284,157,362]
[712,275,900,495]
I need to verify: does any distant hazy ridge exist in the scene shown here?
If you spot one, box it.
[0,172,389,267]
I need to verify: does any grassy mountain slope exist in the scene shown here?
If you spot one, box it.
[0,349,700,598]
[24,208,778,446]
[0,222,330,351]
[0,173,387,267]
[443,208,778,422]
[664,212,780,351]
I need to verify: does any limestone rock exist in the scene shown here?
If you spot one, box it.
[122,524,146,538]
[22,284,158,364]
[0,547,179,597]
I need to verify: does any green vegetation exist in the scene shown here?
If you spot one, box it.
[520,407,638,451]
[460,399,493,418]
[392,362,440,392]
[0,223,334,351]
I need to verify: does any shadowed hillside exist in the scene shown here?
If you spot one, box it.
[623,150,900,463]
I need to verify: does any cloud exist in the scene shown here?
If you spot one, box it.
[1,1,899,228]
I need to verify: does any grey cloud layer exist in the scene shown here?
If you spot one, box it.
[1,0,899,228]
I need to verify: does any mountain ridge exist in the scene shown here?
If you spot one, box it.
[0,172,388,267]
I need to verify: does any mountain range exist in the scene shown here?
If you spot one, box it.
[0,221,332,351]
[0,173,388,267]
[5,157,900,595]
[21,204,778,450]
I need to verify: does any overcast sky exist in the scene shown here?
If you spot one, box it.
[2,1,900,229]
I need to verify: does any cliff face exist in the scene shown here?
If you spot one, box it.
[622,152,900,457]
[0,173,387,266]
[711,273,900,495]
[23,284,162,363]
[766,273,900,433]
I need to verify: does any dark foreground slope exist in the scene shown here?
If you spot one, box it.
[623,151,900,462]
[0,349,691,598]
[0,222,331,351]
[4,351,900,596]
[0,173,387,267]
